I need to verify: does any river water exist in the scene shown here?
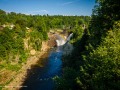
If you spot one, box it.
[20,34,64,90]
[20,34,73,90]
[20,50,62,90]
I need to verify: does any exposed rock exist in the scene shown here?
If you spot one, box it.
[30,49,36,55]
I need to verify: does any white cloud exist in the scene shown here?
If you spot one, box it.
[62,2,73,6]
[61,0,81,6]
[24,10,49,15]
[32,10,48,13]
[40,10,48,13]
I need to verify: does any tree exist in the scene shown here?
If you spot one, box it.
[89,0,120,48]
[0,9,6,14]
[80,21,120,90]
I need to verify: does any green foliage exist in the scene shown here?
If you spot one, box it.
[29,30,43,50]
[70,25,84,44]
[57,0,120,90]
[0,27,25,60]
[89,0,120,48]
[6,64,21,71]
[0,9,6,14]
[80,21,120,90]
[54,67,78,90]
[19,51,28,63]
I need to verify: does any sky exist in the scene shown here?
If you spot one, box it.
[0,0,95,16]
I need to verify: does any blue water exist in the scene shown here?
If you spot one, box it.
[21,51,62,90]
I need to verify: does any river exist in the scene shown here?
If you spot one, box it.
[20,50,62,90]
[20,33,73,90]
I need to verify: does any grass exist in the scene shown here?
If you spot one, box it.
[5,64,21,71]
[0,62,21,90]
[0,62,21,71]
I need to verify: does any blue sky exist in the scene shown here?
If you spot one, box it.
[0,0,95,16]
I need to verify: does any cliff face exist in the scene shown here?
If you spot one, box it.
[2,32,55,90]
[0,27,48,88]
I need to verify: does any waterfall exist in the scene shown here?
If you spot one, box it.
[66,33,73,42]
[55,33,73,54]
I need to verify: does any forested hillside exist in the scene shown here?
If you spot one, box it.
[0,9,90,88]
[54,0,120,90]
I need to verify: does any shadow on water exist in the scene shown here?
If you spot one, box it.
[20,49,62,90]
